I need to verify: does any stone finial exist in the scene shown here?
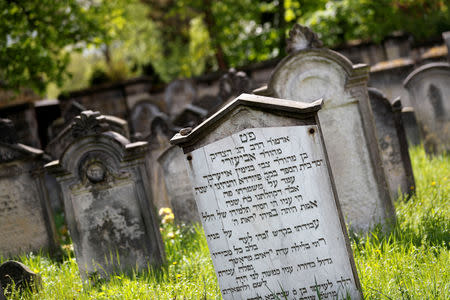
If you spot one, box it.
[0,118,17,144]
[71,111,108,138]
[286,24,323,53]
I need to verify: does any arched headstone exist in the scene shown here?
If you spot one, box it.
[45,111,164,280]
[165,80,197,118]
[258,24,394,231]
[403,62,450,153]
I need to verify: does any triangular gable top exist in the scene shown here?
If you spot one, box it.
[170,93,322,146]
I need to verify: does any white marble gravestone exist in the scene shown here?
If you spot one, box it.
[368,88,415,200]
[0,119,59,258]
[171,94,362,300]
[45,111,164,280]
[403,62,450,154]
[257,24,394,231]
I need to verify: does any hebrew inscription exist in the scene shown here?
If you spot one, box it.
[187,126,360,300]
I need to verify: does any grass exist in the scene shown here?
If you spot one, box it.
[1,146,448,299]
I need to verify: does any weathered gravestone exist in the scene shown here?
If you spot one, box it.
[401,107,421,147]
[45,111,165,280]
[165,80,197,118]
[443,31,450,61]
[403,62,450,154]
[130,99,162,137]
[144,114,176,210]
[257,24,394,231]
[0,261,40,293]
[158,146,200,223]
[0,119,59,258]
[368,88,415,200]
[171,94,363,300]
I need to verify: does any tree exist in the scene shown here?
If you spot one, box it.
[0,0,122,94]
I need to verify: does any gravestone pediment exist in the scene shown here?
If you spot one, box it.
[172,94,322,151]
[45,110,129,159]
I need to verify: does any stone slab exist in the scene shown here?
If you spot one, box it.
[186,126,360,299]
[158,146,200,223]
[171,93,362,300]
[369,88,415,200]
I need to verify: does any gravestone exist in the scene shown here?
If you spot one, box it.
[368,88,415,200]
[0,261,40,293]
[171,94,362,300]
[403,62,450,154]
[165,80,197,118]
[257,24,394,231]
[158,146,200,223]
[443,32,450,61]
[144,114,175,210]
[0,119,59,258]
[130,99,162,137]
[218,68,252,102]
[401,107,421,147]
[45,111,165,280]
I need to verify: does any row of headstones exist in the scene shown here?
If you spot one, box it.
[0,24,448,299]
[129,68,252,140]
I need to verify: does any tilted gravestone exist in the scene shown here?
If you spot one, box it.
[257,24,394,231]
[144,114,175,210]
[158,146,200,223]
[368,88,415,200]
[0,119,59,258]
[403,62,450,154]
[171,94,363,300]
[401,107,421,147]
[45,111,165,280]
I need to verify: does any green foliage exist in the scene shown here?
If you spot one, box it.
[1,146,448,299]
[0,0,123,94]
[306,0,450,46]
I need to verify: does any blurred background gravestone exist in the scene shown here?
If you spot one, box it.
[45,111,165,280]
[165,80,197,119]
[0,119,59,258]
[401,107,421,147]
[403,62,450,154]
[158,146,200,223]
[144,114,177,211]
[368,88,415,200]
[258,24,394,231]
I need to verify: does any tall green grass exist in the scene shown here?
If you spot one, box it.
[1,146,448,299]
